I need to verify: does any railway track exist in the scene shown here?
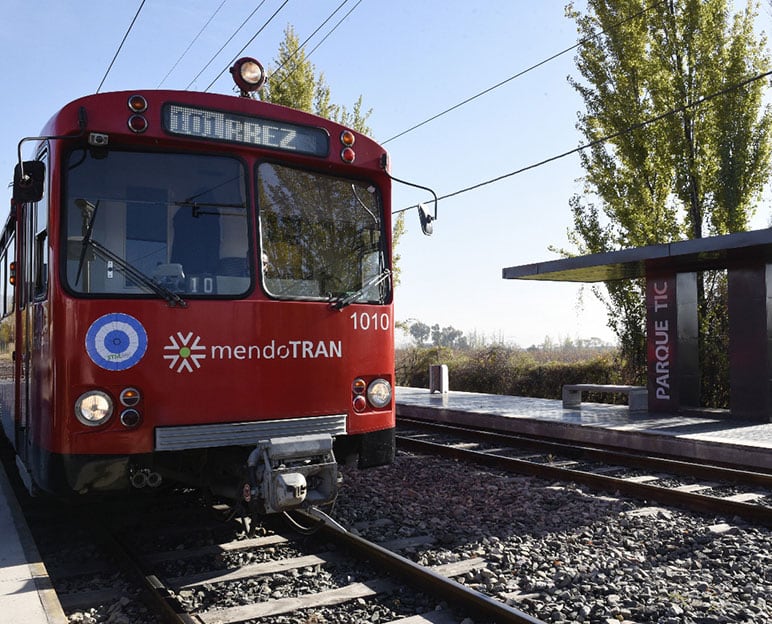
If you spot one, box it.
[8,434,772,623]
[396,417,772,527]
[25,491,547,624]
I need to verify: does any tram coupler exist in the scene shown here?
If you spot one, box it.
[246,434,338,514]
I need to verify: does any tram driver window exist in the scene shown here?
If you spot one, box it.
[64,150,249,298]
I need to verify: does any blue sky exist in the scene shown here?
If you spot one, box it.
[2,1,770,347]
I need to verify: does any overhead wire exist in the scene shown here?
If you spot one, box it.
[270,0,350,77]
[272,0,364,89]
[96,0,147,93]
[381,0,668,145]
[303,0,363,61]
[394,69,772,214]
[185,0,269,90]
[157,0,228,88]
[205,0,291,92]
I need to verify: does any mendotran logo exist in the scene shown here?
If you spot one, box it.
[163,332,343,374]
[163,332,206,373]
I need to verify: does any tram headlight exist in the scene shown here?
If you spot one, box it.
[230,57,266,93]
[366,378,392,409]
[75,391,114,427]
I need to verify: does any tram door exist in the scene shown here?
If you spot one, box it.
[16,156,49,464]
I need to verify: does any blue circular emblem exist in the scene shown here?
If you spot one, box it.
[85,313,148,371]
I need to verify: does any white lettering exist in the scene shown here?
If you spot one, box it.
[226,119,242,141]
[263,125,280,147]
[243,121,261,143]
[651,280,672,400]
[654,317,671,400]
[211,345,232,359]
[279,129,297,149]
[350,311,391,331]
[165,104,327,155]
[653,280,669,312]
[208,339,343,362]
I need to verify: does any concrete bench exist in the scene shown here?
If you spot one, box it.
[562,384,648,413]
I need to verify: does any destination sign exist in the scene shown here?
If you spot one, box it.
[163,104,329,157]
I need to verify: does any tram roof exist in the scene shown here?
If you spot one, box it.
[502,228,772,283]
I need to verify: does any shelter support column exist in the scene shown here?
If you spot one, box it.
[646,273,699,412]
[727,264,772,422]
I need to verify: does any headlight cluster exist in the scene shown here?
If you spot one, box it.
[351,377,392,413]
[74,387,142,428]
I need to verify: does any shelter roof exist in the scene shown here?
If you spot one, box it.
[502,229,772,283]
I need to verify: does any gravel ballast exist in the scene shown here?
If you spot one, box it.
[331,452,772,624]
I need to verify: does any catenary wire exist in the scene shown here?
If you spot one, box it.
[96,0,147,94]
[393,69,772,214]
[186,1,269,90]
[271,0,350,77]
[205,0,291,92]
[272,0,364,90]
[158,0,227,88]
[381,0,667,145]
[304,0,363,62]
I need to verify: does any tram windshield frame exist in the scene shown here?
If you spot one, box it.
[257,162,390,306]
[61,148,390,305]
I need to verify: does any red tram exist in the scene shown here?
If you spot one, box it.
[0,59,395,514]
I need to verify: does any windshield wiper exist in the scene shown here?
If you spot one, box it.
[74,198,99,286]
[84,239,187,308]
[330,269,391,310]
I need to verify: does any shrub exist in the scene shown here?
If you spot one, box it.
[396,344,627,402]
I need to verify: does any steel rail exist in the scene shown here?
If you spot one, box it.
[299,508,547,624]
[396,436,772,527]
[97,523,202,624]
[398,417,772,485]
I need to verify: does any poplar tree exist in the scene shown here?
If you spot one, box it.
[261,25,373,134]
[563,0,772,401]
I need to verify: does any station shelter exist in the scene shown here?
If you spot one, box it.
[503,228,772,423]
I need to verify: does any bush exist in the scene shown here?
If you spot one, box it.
[396,344,629,402]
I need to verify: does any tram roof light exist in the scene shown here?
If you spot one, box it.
[340,130,355,147]
[127,94,147,113]
[341,147,356,163]
[230,57,266,94]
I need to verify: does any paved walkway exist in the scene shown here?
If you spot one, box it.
[0,463,66,624]
[395,387,772,469]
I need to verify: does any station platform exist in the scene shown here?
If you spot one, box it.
[0,462,66,624]
[395,387,772,471]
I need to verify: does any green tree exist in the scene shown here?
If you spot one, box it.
[430,324,468,349]
[261,26,372,133]
[563,0,772,396]
[409,321,431,345]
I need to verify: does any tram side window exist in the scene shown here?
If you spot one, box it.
[0,235,15,316]
[30,153,49,301]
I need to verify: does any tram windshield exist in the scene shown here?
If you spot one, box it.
[63,150,389,304]
[258,163,390,305]
[63,150,249,297]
